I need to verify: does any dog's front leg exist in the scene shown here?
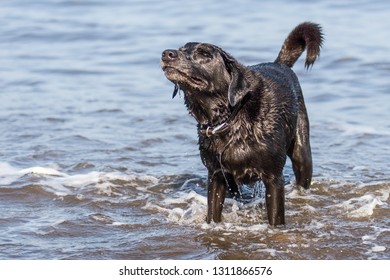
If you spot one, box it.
[263,175,285,226]
[206,170,227,223]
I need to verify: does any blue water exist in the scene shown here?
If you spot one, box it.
[0,0,389,259]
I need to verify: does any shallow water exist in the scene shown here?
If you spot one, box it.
[0,0,389,260]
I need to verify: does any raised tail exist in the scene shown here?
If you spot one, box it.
[275,22,324,69]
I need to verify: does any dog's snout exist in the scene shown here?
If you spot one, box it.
[162,49,178,61]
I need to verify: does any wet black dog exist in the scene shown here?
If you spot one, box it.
[161,22,323,226]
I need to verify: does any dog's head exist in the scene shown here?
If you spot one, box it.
[161,42,251,107]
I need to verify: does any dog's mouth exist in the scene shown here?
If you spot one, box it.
[162,66,206,89]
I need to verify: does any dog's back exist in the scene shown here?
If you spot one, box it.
[250,62,301,98]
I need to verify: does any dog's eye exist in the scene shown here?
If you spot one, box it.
[196,48,212,59]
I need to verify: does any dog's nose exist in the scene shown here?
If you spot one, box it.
[162,49,178,61]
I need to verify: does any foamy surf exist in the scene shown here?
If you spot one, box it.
[1,162,388,227]
[0,162,389,259]
[332,184,390,218]
[0,162,159,198]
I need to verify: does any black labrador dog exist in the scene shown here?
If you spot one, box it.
[161,22,323,226]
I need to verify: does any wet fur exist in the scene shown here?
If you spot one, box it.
[161,22,323,226]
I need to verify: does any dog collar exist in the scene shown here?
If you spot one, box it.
[200,122,230,137]
[199,95,249,138]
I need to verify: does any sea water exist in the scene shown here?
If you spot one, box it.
[0,0,389,259]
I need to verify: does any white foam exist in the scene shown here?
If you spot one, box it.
[352,165,370,171]
[0,162,28,185]
[0,162,159,197]
[362,226,390,242]
[143,189,209,225]
[302,205,317,212]
[0,162,70,185]
[286,188,313,199]
[338,192,388,218]
[163,190,207,205]
[339,123,377,136]
[144,186,271,232]
[19,166,67,177]
[371,245,386,252]
[256,248,278,257]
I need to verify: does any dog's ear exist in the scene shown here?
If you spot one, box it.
[219,49,249,107]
